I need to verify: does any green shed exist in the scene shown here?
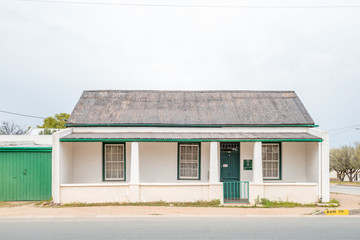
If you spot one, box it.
[0,147,52,201]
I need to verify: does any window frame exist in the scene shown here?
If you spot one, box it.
[102,142,126,181]
[177,142,201,180]
[262,142,282,180]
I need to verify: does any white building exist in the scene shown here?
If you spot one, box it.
[52,90,329,204]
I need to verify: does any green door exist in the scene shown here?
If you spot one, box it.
[220,151,240,182]
[220,143,240,200]
[0,149,52,201]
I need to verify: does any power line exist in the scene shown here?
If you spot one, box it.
[330,130,360,142]
[327,123,360,132]
[330,129,355,138]
[0,109,46,119]
[19,0,360,8]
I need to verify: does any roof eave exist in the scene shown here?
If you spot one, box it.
[65,123,318,128]
[60,138,323,142]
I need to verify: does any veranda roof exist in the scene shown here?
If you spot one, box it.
[60,132,322,142]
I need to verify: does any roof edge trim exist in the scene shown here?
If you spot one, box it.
[0,147,52,152]
[60,138,323,142]
[65,124,319,128]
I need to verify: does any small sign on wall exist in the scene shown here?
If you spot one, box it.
[243,159,253,170]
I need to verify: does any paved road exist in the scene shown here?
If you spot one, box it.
[330,185,360,195]
[1,217,360,240]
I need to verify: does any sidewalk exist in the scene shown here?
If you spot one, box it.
[1,193,359,218]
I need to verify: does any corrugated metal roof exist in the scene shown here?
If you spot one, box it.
[66,90,315,126]
[61,132,321,141]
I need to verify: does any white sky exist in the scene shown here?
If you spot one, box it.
[0,0,360,147]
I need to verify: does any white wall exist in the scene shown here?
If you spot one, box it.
[281,142,306,182]
[140,185,211,202]
[63,142,131,184]
[60,142,73,184]
[240,142,254,182]
[0,135,52,147]
[59,184,223,204]
[139,142,210,183]
[60,140,318,185]
[139,142,177,183]
[238,142,315,183]
[249,183,318,204]
[52,128,72,204]
[72,142,102,183]
[60,141,209,184]
[61,185,130,203]
[305,142,319,183]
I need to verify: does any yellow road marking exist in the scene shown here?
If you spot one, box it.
[324,209,349,215]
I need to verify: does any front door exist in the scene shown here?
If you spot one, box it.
[220,143,240,200]
[220,143,240,182]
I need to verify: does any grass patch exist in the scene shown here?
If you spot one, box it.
[254,198,316,208]
[60,199,221,208]
[330,181,360,186]
[45,198,337,209]
[253,197,341,208]
[329,198,340,206]
[34,200,52,207]
[0,201,34,208]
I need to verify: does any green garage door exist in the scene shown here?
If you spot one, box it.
[0,148,52,201]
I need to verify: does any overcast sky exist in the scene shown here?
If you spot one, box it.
[1,0,359,147]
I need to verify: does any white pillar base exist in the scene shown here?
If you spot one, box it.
[209,183,223,203]
[129,184,140,202]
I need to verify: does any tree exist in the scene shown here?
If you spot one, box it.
[0,121,26,135]
[355,142,360,180]
[39,128,58,135]
[330,144,360,182]
[37,113,70,129]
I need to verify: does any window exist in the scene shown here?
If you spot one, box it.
[104,143,125,181]
[178,143,200,180]
[220,142,239,152]
[262,143,281,180]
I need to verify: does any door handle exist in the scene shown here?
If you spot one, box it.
[23,169,27,175]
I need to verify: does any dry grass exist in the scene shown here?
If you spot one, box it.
[254,198,340,208]
[60,200,221,208]
[0,201,34,208]
[331,181,360,186]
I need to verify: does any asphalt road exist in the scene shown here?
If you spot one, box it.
[1,217,360,240]
[330,185,360,195]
